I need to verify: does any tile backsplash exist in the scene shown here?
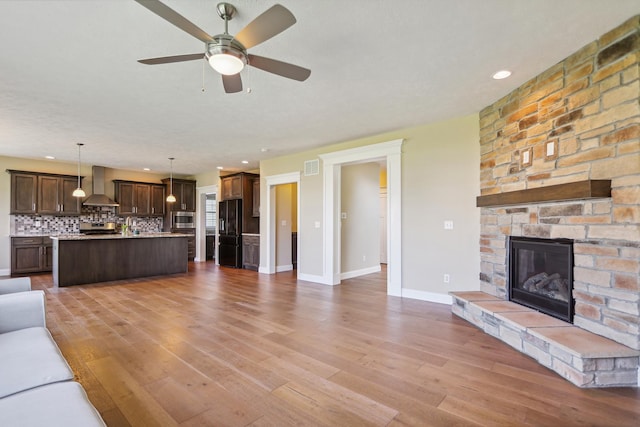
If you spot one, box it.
[11,207,163,235]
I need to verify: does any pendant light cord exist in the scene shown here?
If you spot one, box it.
[77,143,83,188]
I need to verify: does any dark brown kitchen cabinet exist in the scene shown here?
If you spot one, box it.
[206,235,215,260]
[114,180,162,216]
[252,177,260,217]
[10,173,38,214]
[8,170,82,215]
[242,235,260,271]
[37,176,81,215]
[162,178,196,211]
[221,174,242,200]
[219,172,259,235]
[187,235,196,260]
[11,236,53,275]
[150,184,165,216]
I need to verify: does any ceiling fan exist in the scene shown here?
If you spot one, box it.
[134,0,311,93]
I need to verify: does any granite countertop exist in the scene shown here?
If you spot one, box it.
[50,232,191,241]
[242,233,260,236]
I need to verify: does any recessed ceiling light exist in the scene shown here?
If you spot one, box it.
[492,70,512,80]
[241,160,249,164]
[216,166,224,170]
[143,168,151,171]
[45,155,55,160]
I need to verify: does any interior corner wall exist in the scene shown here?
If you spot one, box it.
[341,162,380,275]
[260,113,480,298]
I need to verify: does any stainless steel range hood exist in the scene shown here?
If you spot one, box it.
[82,166,119,207]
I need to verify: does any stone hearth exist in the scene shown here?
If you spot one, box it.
[451,291,639,387]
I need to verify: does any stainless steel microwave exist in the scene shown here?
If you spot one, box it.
[172,211,195,229]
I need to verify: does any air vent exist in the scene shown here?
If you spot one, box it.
[304,159,319,176]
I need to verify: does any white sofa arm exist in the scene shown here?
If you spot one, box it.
[0,290,46,334]
[0,277,32,295]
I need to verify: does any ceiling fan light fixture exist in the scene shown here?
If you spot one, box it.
[207,45,246,75]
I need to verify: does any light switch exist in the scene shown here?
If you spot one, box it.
[314,221,320,228]
[546,141,555,156]
[281,220,287,226]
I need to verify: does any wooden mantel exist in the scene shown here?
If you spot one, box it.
[476,180,612,208]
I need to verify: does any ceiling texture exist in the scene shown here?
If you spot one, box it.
[0,1,638,175]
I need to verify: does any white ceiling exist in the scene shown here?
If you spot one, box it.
[0,1,638,175]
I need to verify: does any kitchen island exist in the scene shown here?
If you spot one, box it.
[51,232,189,287]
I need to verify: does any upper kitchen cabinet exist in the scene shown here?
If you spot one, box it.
[150,184,165,216]
[221,174,242,200]
[163,178,196,211]
[38,175,81,214]
[252,177,260,217]
[220,173,258,202]
[8,170,82,215]
[114,180,164,216]
[9,172,37,214]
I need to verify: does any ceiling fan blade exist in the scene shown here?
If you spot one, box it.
[133,0,213,43]
[248,54,311,82]
[222,74,243,93]
[138,53,204,65]
[234,4,296,49]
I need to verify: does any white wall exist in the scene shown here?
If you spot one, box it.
[340,162,380,276]
[260,113,481,300]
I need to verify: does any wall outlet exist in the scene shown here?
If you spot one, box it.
[444,221,454,230]
[341,212,347,219]
[443,274,450,283]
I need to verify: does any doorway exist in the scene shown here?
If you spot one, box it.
[195,184,217,263]
[274,183,298,272]
[340,162,382,280]
[319,139,402,296]
[261,172,301,275]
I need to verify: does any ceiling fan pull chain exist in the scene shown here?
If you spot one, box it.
[246,65,252,93]
[201,59,206,92]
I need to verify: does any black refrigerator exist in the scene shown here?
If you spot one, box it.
[218,199,242,268]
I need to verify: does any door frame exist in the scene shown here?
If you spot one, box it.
[195,184,217,263]
[319,139,403,296]
[260,172,301,275]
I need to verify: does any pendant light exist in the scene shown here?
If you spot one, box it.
[166,157,177,203]
[72,143,86,198]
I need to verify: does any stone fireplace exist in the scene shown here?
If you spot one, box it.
[452,15,640,387]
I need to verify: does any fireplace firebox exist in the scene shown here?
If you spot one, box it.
[508,237,574,323]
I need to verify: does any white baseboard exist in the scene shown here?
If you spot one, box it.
[0,269,10,277]
[276,264,293,273]
[401,288,453,305]
[258,266,271,274]
[340,265,382,280]
[297,272,334,285]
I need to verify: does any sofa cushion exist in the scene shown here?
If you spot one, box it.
[0,327,74,398]
[0,381,105,426]
[0,291,46,334]
[0,277,31,294]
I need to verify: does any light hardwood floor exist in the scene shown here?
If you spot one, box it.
[30,263,640,426]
